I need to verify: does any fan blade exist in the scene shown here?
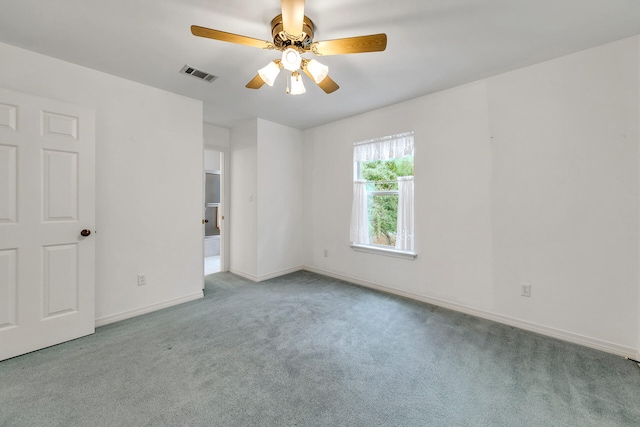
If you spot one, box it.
[316,75,340,94]
[281,0,305,37]
[191,25,273,49]
[246,74,266,89]
[311,34,387,56]
[302,68,339,94]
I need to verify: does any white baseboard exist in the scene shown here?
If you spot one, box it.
[229,268,259,282]
[257,266,304,282]
[230,266,304,282]
[95,291,204,327]
[303,265,638,359]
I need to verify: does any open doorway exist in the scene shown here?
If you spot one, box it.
[204,149,223,276]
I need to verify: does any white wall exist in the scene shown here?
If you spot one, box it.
[229,120,259,278]
[229,118,304,281]
[486,37,639,349]
[303,36,640,356]
[256,119,304,278]
[0,42,204,324]
[204,123,230,150]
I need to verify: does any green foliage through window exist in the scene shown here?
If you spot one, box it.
[359,155,413,246]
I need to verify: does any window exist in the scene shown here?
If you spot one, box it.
[350,132,415,258]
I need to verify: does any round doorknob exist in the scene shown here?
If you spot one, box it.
[80,229,91,237]
[204,219,209,223]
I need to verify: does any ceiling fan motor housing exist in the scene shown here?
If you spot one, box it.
[271,14,315,52]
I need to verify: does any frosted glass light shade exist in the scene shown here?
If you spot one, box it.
[281,48,302,72]
[290,72,306,95]
[258,61,281,86]
[306,59,328,83]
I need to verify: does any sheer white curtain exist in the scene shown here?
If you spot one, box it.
[351,131,414,248]
[353,132,414,162]
[396,176,414,252]
[350,180,370,245]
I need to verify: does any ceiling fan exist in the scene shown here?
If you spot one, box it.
[191,0,387,95]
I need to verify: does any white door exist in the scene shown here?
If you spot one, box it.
[0,87,95,361]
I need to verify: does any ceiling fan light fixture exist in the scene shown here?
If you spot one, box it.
[289,71,306,95]
[258,61,281,86]
[191,1,388,95]
[281,48,302,72]
[305,59,329,83]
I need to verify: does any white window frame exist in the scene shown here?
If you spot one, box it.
[350,132,416,260]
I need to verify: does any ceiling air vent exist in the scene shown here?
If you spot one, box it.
[180,65,218,83]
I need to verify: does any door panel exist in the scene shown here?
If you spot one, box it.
[43,244,78,318]
[0,87,95,361]
[0,102,17,130]
[0,248,17,329]
[0,144,17,223]
[41,111,78,139]
[43,150,78,222]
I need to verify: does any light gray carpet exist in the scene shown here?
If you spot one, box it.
[1,271,639,426]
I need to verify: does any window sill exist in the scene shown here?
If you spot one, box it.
[350,244,417,260]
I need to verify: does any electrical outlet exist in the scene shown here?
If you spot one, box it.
[138,274,146,286]
[324,249,328,257]
[521,282,531,297]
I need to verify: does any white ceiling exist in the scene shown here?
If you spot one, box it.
[1,0,639,130]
